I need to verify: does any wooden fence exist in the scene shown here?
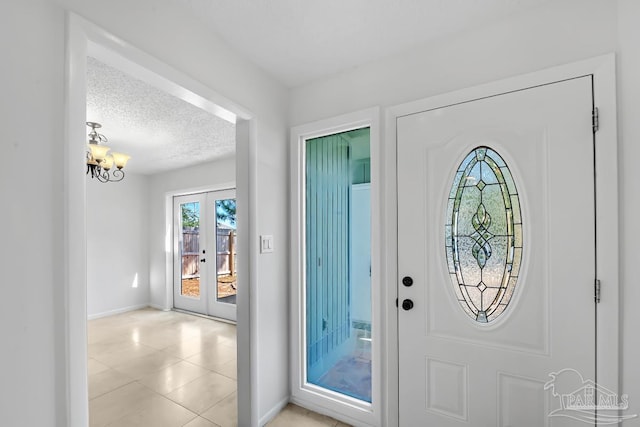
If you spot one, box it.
[181,229,200,277]
[181,228,237,277]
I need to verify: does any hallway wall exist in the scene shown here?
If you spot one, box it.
[0,0,290,425]
[86,173,150,318]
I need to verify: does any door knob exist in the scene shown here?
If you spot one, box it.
[402,299,414,311]
[402,276,413,287]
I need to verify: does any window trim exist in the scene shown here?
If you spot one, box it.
[290,108,382,426]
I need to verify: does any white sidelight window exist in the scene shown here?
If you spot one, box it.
[290,109,381,427]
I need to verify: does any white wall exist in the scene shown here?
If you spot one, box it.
[86,173,150,318]
[290,0,617,125]
[1,0,290,425]
[147,157,235,309]
[290,0,640,423]
[0,1,65,425]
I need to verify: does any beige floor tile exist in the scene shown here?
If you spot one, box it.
[111,351,182,380]
[200,330,237,346]
[266,411,333,427]
[89,369,134,400]
[135,328,198,350]
[305,410,344,426]
[266,404,341,427]
[88,310,342,427]
[125,308,176,323]
[209,359,237,380]
[185,345,236,371]
[137,360,210,395]
[88,336,135,356]
[206,327,236,346]
[163,334,235,359]
[166,372,237,414]
[283,403,310,416]
[88,358,111,376]
[162,336,214,359]
[175,319,227,337]
[105,395,197,427]
[89,321,144,344]
[200,392,237,427]
[89,382,156,427]
[183,416,221,427]
[90,340,158,367]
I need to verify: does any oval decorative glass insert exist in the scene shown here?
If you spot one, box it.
[445,146,523,323]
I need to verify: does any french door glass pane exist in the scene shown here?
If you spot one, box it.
[305,128,372,402]
[180,201,200,297]
[216,198,237,305]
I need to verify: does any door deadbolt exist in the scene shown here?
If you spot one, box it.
[402,276,413,287]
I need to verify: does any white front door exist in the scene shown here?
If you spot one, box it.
[398,77,596,426]
[173,189,237,320]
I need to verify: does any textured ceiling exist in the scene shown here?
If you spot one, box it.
[86,56,235,176]
[179,0,552,87]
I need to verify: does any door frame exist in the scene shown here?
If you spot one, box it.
[385,54,618,427]
[64,13,257,426]
[171,187,238,320]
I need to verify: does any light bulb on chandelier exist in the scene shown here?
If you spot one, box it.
[86,122,130,183]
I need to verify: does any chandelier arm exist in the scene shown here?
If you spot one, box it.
[110,169,125,182]
[87,163,99,179]
[96,169,110,183]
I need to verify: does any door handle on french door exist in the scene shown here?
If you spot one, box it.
[200,258,206,262]
[402,299,414,311]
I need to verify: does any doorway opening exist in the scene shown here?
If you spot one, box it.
[66,13,255,426]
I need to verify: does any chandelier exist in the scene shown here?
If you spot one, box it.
[86,122,130,183]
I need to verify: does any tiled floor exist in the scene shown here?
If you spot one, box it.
[265,404,351,427]
[88,308,348,426]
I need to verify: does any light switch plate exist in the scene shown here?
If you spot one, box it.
[260,235,274,253]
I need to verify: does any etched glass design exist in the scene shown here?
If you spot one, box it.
[445,147,523,323]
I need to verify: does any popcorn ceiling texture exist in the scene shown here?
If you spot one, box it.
[86,56,235,175]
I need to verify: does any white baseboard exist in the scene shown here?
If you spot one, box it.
[149,303,170,311]
[87,303,150,320]
[259,396,290,426]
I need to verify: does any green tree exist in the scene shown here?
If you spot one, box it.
[182,205,199,229]
[217,199,236,226]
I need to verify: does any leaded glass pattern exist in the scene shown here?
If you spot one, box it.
[445,147,523,323]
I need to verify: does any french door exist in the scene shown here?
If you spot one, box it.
[397,77,597,426]
[173,189,237,321]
